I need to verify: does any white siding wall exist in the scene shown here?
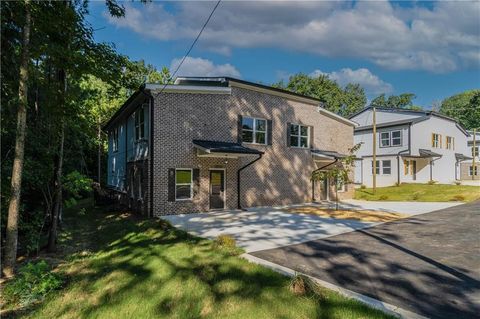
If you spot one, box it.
[354,125,409,157]
[351,109,422,126]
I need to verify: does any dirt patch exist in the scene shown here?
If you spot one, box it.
[286,206,406,222]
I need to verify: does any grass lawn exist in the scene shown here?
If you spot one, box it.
[11,199,393,319]
[355,183,480,202]
[286,206,406,222]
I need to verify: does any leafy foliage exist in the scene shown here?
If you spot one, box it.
[440,89,480,130]
[370,93,417,109]
[274,73,367,117]
[3,260,63,309]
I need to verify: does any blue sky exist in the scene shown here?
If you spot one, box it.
[88,1,480,108]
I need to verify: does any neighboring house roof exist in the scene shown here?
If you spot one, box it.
[350,106,469,136]
[354,117,428,132]
[192,140,264,155]
[455,153,472,161]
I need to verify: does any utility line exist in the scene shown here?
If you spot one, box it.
[153,0,222,98]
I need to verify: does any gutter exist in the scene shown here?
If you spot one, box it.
[311,158,338,201]
[237,154,263,210]
[140,88,155,218]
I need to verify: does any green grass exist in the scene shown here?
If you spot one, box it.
[10,199,393,319]
[355,183,480,202]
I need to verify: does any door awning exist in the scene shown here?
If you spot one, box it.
[455,153,472,161]
[419,149,442,158]
[311,149,349,161]
[193,139,264,158]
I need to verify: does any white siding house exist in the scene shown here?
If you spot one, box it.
[351,107,471,187]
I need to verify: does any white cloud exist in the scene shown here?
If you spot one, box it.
[170,56,241,78]
[106,1,480,73]
[310,68,393,96]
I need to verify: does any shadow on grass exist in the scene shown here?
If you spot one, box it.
[16,200,392,319]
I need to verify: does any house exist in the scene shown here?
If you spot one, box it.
[103,77,357,216]
[350,107,471,187]
[460,130,479,180]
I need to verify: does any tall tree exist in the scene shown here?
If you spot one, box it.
[440,89,480,130]
[3,0,31,278]
[370,93,416,109]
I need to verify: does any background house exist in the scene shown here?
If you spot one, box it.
[351,107,471,187]
[460,130,480,181]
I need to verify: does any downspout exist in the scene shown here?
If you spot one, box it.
[311,158,338,201]
[141,88,154,218]
[430,156,442,182]
[396,124,411,185]
[237,154,263,210]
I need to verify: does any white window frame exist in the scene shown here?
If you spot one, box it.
[432,133,441,148]
[379,130,402,148]
[242,117,267,145]
[134,105,146,141]
[112,127,119,152]
[469,166,478,176]
[382,160,392,175]
[290,124,310,148]
[380,132,390,147]
[391,130,402,146]
[446,136,454,150]
[175,168,193,201]
[111,157,115,173]
[473,146,479,157]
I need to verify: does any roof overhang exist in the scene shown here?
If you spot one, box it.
[456,153,472,161]
[402,149,442,159]
[311,149,349,161]
[193,140,263,159]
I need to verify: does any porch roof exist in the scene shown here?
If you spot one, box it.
[193,139,264,158]
[311,149,349,160]
[455,153,472,161]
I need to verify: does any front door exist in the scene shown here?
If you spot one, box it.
[209,170,225,209]
[412,160,417,180]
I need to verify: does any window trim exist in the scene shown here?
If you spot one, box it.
[446,136,454,150]
[112,127,119,152]
[242,117,267,145]
[379,130,402,148]
[134,105,146,141]
[290,123,310,148]
[175,168,193,201]
[382,160,392,175]
[432,133,441,148]
[473,146,479,157]
[371,160,380,175]
[469,166,478,176]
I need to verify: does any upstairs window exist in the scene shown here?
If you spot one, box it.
[112,127,119,152]
[446,136,454,150]
[290,124,310,148]
[432,133,441,148]
[175,169,193,200]
[242,117,267,144]
[380,130,401,147]
[135,106,145,141]
[473,146,479,157]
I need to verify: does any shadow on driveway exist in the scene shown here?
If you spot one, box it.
[251,200,480,319]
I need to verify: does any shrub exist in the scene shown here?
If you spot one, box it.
[63,171,93,201]
[427,180,437,185]
[3,260,63,309]
[360,184,366,189]
[213,234,241,255]
[379,195,389,200]
[289,273,319,297]
[411,191,422,201]
[394,182,400,187]
[455,181,461,186]
[450,195,465,201]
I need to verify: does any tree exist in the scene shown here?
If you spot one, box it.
[440,90,480,130]
[370,93,416,109]
[311,143,361,210]
[275,73,367,117]
[3,0,31,278]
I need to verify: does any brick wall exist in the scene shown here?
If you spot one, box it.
[152,86,354,216]
[460,162,480,180]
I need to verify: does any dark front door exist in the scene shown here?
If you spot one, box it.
[412,160,417,180]
[210,170,225,209]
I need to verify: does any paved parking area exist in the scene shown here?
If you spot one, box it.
[251,201,480,319]
[163,200,460,252]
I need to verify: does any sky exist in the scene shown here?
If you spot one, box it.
[88,0,480,108]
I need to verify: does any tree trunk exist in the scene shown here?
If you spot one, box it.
[47,122,65,253]
[97,121,101,185]
[3,0,31,278]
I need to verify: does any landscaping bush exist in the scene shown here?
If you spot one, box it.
[455,181,461,186]
[2,260,63,309]
[289,273,321,297]
[213,234,242,255]
[378,195,389,200]
[411,191,422,200]
[427,180,438,185]
[360,184,366,189]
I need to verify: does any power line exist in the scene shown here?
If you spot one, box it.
[153,0,222,98]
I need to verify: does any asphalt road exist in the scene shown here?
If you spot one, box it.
[251,200,480,319]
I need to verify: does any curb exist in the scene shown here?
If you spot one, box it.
[242,253,429,319]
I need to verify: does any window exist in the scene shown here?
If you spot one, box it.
[380,130,401,147]
[382,160,391,175]
[112,127,119,152]
[446,136,454,150]
[242,117,266,144]
[111,157,115,173]
[469,166,478,176]
[391,130,402,146]
[175,169,193,200]
[404,160,410,175]
[380,132,390,147]
[134,107,145,141]
[371,160,380,175]
[290,124,310,148]
[472,146,479,157]
[432,133,441,148]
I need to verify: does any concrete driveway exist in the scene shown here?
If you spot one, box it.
[163,200,460,253]
[251,201,480,319]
